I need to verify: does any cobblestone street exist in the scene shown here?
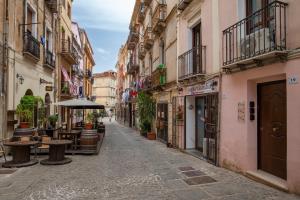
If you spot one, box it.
[0,119,299,200]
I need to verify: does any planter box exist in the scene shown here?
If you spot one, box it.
[147,132,156,140]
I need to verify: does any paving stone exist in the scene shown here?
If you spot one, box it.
[184,176,217,185]
[178,166,195,172]
[182,170,206,177]
[172,188,211,200]
[0,118,298,200]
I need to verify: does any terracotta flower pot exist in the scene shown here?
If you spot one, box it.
[85,123,93,130]
[20,122,30,129]
[147,132,156,140]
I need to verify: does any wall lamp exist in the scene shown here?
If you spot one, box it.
[16,73,24,85]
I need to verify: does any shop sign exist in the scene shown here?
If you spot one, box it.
[186,79,218,95]
[45,86,53,91]
[238,102,245,122]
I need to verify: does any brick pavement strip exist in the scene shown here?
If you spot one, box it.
[0,118,299,200]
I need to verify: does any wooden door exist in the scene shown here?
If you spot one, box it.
[157,103,168,143]
[192,23,202,74]
[258,80,287,179]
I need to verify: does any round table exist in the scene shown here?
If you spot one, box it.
[58,130,81,150]
[3,141,39,168]
[40,140,72,165]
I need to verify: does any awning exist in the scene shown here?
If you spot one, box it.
[53,98,105,109]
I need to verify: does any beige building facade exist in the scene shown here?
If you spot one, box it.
[93,71,116,114]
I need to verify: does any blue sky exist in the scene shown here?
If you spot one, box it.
[73,0,135,73]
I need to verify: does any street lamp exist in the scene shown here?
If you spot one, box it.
[16,73,24,85]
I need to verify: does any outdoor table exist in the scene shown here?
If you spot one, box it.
[40,140,72,165]
[3,141,39,168]
[58,130,81,150]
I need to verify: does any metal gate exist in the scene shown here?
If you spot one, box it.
[172,97,185,148]
[204,94,218,164]
[157,103,168,143]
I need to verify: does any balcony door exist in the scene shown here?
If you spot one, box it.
[192,23,202,74]
[246,0,275,34]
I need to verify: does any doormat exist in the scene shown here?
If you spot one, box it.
[182,170,205,177]
[184,176,216,185]
[178,166,195,172]
[0,168,17,174]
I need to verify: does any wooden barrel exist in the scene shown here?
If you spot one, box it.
[14,128,35,137]
[80,129,99,152]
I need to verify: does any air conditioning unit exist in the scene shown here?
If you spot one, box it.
[240,28,273,58]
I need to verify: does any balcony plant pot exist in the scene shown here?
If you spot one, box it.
[147,132,156,140]
[85,123,93,130]
[85,113,94,130]
[19,122,30,129]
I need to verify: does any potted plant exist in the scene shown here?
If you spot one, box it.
[16,106,32,128]
[137,91,156,140]
[85,112,94,129]
[48,114,58,128]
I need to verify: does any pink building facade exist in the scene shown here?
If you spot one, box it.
[219,0,300,194]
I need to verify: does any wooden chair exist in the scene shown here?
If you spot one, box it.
[37,136,51,154]
[0,139,7,162]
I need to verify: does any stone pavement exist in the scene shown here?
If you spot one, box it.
[0,118,299,200]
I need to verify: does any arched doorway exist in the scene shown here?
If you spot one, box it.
[45,93,51,117]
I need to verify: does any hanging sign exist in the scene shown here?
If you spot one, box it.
[45,86,53,91]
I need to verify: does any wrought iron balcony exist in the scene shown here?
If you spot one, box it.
[178,46,206,81]
[151,65,166,89]
[143,0,152,6]
[138,4,146,23]
[127,30,139,50]
[222,1,288,69]
[61,39,78,64]
[127,55,139,74]
[178,0,193,10]
[44,49,55,69]
[85,69,93,78]
[141,75,152,91]
[138,43,146,60]
[45,0,58,13]
[152,1,167,35]
[23,32,40,61]
[144,26,154,50]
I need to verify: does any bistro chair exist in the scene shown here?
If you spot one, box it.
[0,139,7,162]
[37,136,51,154]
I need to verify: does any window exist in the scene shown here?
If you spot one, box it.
[246,0,275,33]
[46,29,52,51]
[26,4,37,37]
[67,3,71,19]
[159,39,165,65]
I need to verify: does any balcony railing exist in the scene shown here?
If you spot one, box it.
[138,4,146,23]
[222,1,287,67]
[44,49,55,68]
[85,69,92,78]
[178,0,193,10]
[138,43,146,59]
[152,1,167,35]
[23,32,40,60]
[144,26,154,50]
[127,55,139,74]
[61,39,78,64]
[143,0,152,6]
[45,0,58,13]
[178,46,206,80]
[151,65,166,89]
[127,30,139,50]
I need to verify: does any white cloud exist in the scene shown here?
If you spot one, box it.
[73,0,135,32]
[96,47,109,54]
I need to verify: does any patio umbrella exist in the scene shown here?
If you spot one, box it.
[53,98,105,109]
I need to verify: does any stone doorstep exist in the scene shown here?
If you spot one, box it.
[246,170,289,192]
